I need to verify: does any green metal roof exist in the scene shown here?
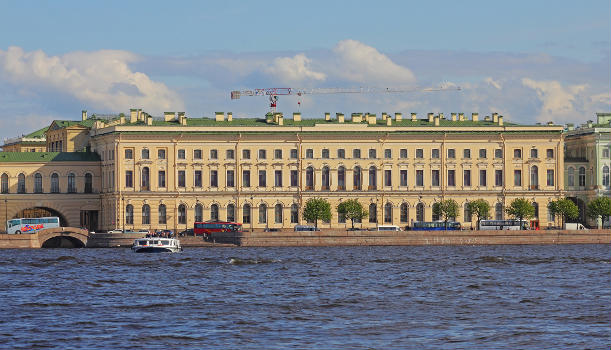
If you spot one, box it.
[52,119,97,128]
[0,152,100,163]
[24,126,49,138]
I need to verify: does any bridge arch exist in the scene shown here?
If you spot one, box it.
[38,227,89,248]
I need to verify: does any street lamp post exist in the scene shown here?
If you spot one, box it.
[122,196,125,233]
[250,196,253,232]
[4,198,7,232]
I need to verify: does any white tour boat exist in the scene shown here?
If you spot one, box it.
[131,238,183,253]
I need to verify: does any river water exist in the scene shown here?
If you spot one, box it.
[0,245,609,349]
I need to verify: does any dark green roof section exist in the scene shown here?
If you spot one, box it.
[0,152,100,163]
[52,118,103,129]
[25,126,49,138]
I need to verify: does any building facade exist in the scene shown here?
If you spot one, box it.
[1,110,565,232]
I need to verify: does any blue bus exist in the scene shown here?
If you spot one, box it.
[411,221,461,231]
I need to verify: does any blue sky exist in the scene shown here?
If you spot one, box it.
[0,0,609,140]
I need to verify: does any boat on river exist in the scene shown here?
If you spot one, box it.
[131,238,182,253]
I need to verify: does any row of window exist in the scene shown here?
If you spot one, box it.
[1,173,93,194]
[122,147,556,161]
[124,166,555,190]
[566,165,609,187]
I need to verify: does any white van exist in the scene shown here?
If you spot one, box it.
[376,225,402,231]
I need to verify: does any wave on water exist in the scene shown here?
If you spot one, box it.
[475,256,506,263]
[228,257,279,265]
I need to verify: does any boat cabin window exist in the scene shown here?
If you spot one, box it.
[138,240,148,245]
[161,240,169,245]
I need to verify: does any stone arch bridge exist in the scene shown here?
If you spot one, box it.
[36,227,89,248]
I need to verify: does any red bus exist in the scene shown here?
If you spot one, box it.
[194,221,243,239]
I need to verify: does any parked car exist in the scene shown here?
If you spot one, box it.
[294,225,319,231]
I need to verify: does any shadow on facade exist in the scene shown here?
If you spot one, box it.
[14,207,69,227]
[567,197,587,224]
[41,236,86,248]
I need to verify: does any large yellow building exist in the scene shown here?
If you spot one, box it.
[1,109,565,232]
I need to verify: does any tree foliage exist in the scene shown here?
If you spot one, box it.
[466,199,491,229]
[505,198,535,228]
[433,199,459,229]
[336,199,367,229]
[547,199,579,227]
[303,198,332,229]
[587,197,611,227]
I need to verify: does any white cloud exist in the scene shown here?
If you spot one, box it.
[0,46,183,114]
[264,53,326,85]
[484,77,502,90]
[521,78,589,122]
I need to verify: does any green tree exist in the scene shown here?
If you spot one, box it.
[505,198,535,229]
[587,197,611,228]
[303,198,332,230]
[547,198,579,228]
[433,199,459,229]
[466,199,491,229]
[336,199,367,229]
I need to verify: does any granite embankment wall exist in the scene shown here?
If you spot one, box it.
[86,233,234,248]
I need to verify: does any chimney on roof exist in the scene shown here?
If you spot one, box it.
[428,113,434,122]
[337,113,344,123]
[382,112,387,121]
[137,109,143,122]
[278,115,283,125]
[587,120,593,128]
[146,115,153,126]
[215,112,225,122]
[164,112,175,122]
[82,110,87,121]
[498,115,504,126]
[492,112,498,123]
[368,114,377,125]
[325,112,330,121]
[484,115,491,121]
[472,113,479,122]
[459,113,465,121]
[439,113,445,119]
[179,113,187,125]
[411,112,417,121]
[351,113,362,123]
[130,109,138,123]
[395,113,402,122]
[451,113,457,121]
[434,115,440,126]
[566,123,574,131]
[293,112,301,122]
[227,112,233,122]
[386,117,392,126]
[547,121,554,126]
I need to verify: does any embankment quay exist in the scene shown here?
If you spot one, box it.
[1,228,609,248]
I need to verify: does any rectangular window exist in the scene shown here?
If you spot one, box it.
[306,149,314,159]
[290,149,298,159]
[464,169,471,186]
[369,149,377,159]
[227,170,235,187]
[125,170,133,188]
[226,149,235,160]
[322,149,330,159]
[178,170,185,187]
[530,148,538,158]
[448,170,455,186]
[192,149,201,160]
[274,170,282,187]
[337,149,345,159]
[209,170,217,187]
[431,149,440,159]
[464,149,471,159]
[242,149,251,159]
[258,149,266,159]
[603,148,610,158]
[400,149,408,159]
[125,149,133,159]
[514,149,522,159]
[495,169,503,186]
[258,170,266,187]
[416,149,424,159]
[384,170,392,186]
[274,149,282,159]
[353,149,361,159]
[447,149,456,159]
[400,170,408,186]
[208,149,217,160]
[157,149,166,159]
[546,169,554,186]
[384,149,392,159]
[432,170,440,186]
[158,171,166,188]
[416,170,424,186]
[242,170,251,187]
[290,170,298,187]
[479,149,487,159]
[178,149,185,159]
[495,149,503,159]
[546,149,554,159]
[479,169,487,186]
[194,170,202,187]
[514,170,522,186]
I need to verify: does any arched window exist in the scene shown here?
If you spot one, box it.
[259,204,267,224]
[275,204,283,224]
[84,173,93,193]
[305,167,314,190]
[432,203,440,221]
[578,166,586,186]
[34,173,43,193]
[195,203,203,222]
[141,167,149,191]
[416,203,424,222]
[178,204,186,224]
[51,173,59,193]
[532,202,539,219]
[495,203,503,220]
[158,204,167,224]
[400,203,409,223]
[210,204,219,222]
[353,166,362,190]
[227,204,235,222]
[243,204,251,224]
[384,202,393,223]
[603,165,609,188]
[464,203,472,223]
[290,204,299,224]
[1,173,8,194]
[67,173,76,193]
[530,165,538,188]
[125,204,134,225]
[567,167,575,187]
[17,173,26,193]
[369,203,377,223]
[142,204,150,225]
[369,166,377,190]
[337,166,345,190]
[321,166,330,190]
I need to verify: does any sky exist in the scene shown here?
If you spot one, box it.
[0,0,609,140]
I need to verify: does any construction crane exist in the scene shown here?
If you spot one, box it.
[230,85,461,113]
